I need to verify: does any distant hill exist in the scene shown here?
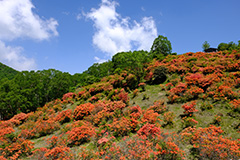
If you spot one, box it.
[0,62,18,80]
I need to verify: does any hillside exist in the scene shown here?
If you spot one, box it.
[0,50,240,159]
[0,62,18,80]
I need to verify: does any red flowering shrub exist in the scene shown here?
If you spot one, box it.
[230,99,240,112]
[148,100,168,114]
[182,117,198,128]
[165,82,174,90]
[138,82,146,91]
[55,109,72,124]
[19,119,60,139]
[181,101,198,116]
[0,138,34,160]
[105,100,126,112]
[185,73,203,86]
[141,110,160,124]
[181,126,240,159]
[10,113,28,125]
[213,85,238,100]
[108,117,137,137]
[163,111,176,125]
[44,146,73,159]
[62,92,75,100]
[184,86,204,100]
[132,89,139,98]
[168,82,188,103]
[137,123,161,139]
[0,127,15,145]
[85,100,126,126]
[66,121,96,146]
[169,82,187,95]
[100,124,184,160]
[112,88,129,104]
[73,103,95,120]
[127,105,142,120]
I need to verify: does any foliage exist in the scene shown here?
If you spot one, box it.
[202,41,210,51]
[218,40,240,51]
[0,62,18,80]
[152,66,168,84]
[1,45,240,159]
[150,35,172,58]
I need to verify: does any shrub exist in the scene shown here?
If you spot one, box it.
[181,101,198,116]
[66,121,96,146]
[148,100,168,114]
[141,110,160,124]
[163,111,176,125]
[152,66,168,84]
[230,99,240,112]
[181,126,240,159]
[73,103,95,120]
[108,117,136,137]
[55,109,72,124]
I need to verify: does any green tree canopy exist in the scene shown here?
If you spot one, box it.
[218,41,239,51]
[150,35,172,58]
[112,50,151,81]
[202,41,210,51]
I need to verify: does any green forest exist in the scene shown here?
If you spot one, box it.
[0,36,240,159]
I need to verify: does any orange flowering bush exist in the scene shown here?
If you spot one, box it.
[141,109,160,124]
[31,146,73,160]
[108,117,136,137]
[66,121,96,146]
[132,88,139,98]
[44,146,73,159]
[112,88,129,104]
[55,109,73,124]
[73,103,95,120]
[230,99,240,112]
[98,124,184,159]
[138,82,146,91]
[214,85,238,100]
[10,113,28,125]
[184,86,204,100]
[181,126,240,159]
[168,82,188,103]
[163,111,176,125]
[181,101,198,116]
[62,92,75,100]
[0,138,34,160]
[148,100,168,114]
[126,105,142,120]
[19,118,60,139]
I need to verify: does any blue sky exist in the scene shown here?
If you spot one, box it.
[0,0,239,74]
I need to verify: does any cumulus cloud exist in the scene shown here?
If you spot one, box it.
[0,0,58,41]
[0,41,36,71]
[94,56,107,64]
[0,0,58,70]
[86,0,157,57]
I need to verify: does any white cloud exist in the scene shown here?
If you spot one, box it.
[86,0,157,57]
[0,0,58,41]
[0,41,36,71]
[0,0,59,71]
[94,56,107,64]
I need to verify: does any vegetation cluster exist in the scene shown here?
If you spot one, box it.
[0,37,240,159]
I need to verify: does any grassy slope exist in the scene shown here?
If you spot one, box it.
[1,50,240,159]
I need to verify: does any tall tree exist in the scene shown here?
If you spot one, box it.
[150,35,172,59]
[202,41,210,51]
